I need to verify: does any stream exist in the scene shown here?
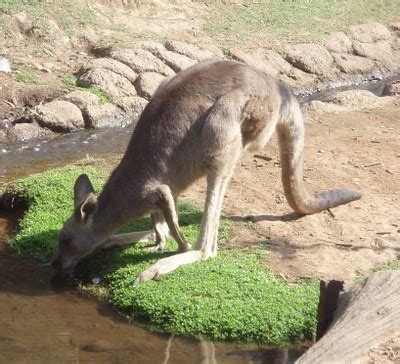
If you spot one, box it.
[0,132,307,363]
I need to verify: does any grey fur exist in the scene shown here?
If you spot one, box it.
[51,59,362,282]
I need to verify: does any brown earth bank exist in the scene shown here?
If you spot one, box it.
[2,2,400,142]
[182,99,400,286]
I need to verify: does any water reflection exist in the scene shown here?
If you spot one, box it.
[0,211,307,363]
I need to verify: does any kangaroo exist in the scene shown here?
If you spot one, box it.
[51,59,362,284]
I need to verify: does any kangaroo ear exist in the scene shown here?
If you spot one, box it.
[74,174,95,208]
[75,192,98,224]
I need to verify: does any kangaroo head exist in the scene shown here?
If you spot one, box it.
[51,174,99,275]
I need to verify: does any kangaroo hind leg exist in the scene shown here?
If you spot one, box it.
[134,91,246,284]
[156,185,191,253]
[142,211,170,251]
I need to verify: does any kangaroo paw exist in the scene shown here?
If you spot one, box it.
[134,250,203,285]
[143,243,164,252]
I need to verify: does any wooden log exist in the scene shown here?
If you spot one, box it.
[297,271,400,363]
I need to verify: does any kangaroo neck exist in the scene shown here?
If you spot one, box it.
[91,160,150,239]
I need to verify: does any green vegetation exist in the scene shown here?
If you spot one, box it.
[62,74,77,86]
[3,165,319,344]
[206,0,400,48]
[81,87,109,105]
[14,68,39,84]
[376,259,400,271]
[62,75,109,104]
[0,0,97,36]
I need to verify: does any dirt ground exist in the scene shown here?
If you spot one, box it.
[182,101,400,286]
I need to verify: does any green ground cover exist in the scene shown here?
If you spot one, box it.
[3,165,319,344]
[206,0,400,47]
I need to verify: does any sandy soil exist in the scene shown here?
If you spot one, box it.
[182,101,400,286]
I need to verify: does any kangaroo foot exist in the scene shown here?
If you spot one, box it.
[134,250,203,285]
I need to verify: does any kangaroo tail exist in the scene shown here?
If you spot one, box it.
[276,88,362,215]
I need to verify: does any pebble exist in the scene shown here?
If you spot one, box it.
[92,277,101,284]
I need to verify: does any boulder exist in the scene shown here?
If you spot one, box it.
[80,58,138,83]
[78,68,137,100]
[308,89,392,114]
[32,101,84,132]
[230,49,279,77]
[332,53,375,74]
[151,48,196,72]
[59,90,100,109]
[6,122,53,141]
[165,41,214,61]
[353,41,393,63]
[389,22,400,36]
[84,103,128,129]
[285,44,334,76]
[111,48,175,76]
[259,49,292,75]
[325,32,353,54]
[112,96,148,113]
[140,41,166,53]
[382,81,400,96]
[350,22,392,43]
[135,72,166,99]
[297,271,400,364]
[112,96,148,123]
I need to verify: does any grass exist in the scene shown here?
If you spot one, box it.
[14,68,39,84]
[62,74,78,86]
[376,259,400,271]
[62,75,109,104]
[0,0,97,37]
[206,0,400,48]
[2,165,319,344]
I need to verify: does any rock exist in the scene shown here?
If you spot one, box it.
[113,96,148,115]
[325,32,353,54]
[389,22,400,37]
[332,53,375,74]
[81,58,138,83]
[200,43,224,58]
[140,41,166,53]
[6,122,53,141]
[135,72,166,99]
[78,68,137,100]
[297,271,400,364]
[47,19,70,47]
[111,48,175,76]
[0,56,11,73]
[281,67,317,88]
[353,41,393,63]
[285,44,334,76]
[84,103,128,128]
[308,100,347,114]
[165,41,214,61]
[151,48,196,72]
[32,101,84,132]
[230,49,279,77]
[382,81,400,96]
[59,90,100,109]
[309,90,392,114]
[11,12,40,37]
[258,49,292,75]
[112,96,148,123]
[351,22,392,43]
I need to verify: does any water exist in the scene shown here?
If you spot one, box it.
[0,144,307,362]
[0,127,134,186]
